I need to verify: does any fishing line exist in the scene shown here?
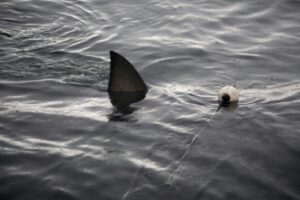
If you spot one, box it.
[165,110,219,185]
[166,84,239,184]
[120,109,221,200]
[121,108,221,200]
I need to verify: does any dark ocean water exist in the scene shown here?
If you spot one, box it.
[1,0,300,199]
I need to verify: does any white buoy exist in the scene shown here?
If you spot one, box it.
[218,85,239,104]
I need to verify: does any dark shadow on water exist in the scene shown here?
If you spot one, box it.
[108,105,138,122]
[107,91,146,122]
[217,102,239,112]
[0,31,12,38]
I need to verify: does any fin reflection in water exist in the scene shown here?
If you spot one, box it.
[107,51,148,121]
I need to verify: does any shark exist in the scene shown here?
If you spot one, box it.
[108,51,148,107]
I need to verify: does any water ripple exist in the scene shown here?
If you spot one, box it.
[1,0,300,199]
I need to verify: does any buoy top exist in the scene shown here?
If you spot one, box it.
[218,85,239,103]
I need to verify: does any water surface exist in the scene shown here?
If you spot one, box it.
[0,0,300,199]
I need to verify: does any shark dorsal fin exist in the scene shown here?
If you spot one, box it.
[108,51,147,93]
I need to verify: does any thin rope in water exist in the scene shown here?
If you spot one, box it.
[165,111,218,185]
[121,108,220,199]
